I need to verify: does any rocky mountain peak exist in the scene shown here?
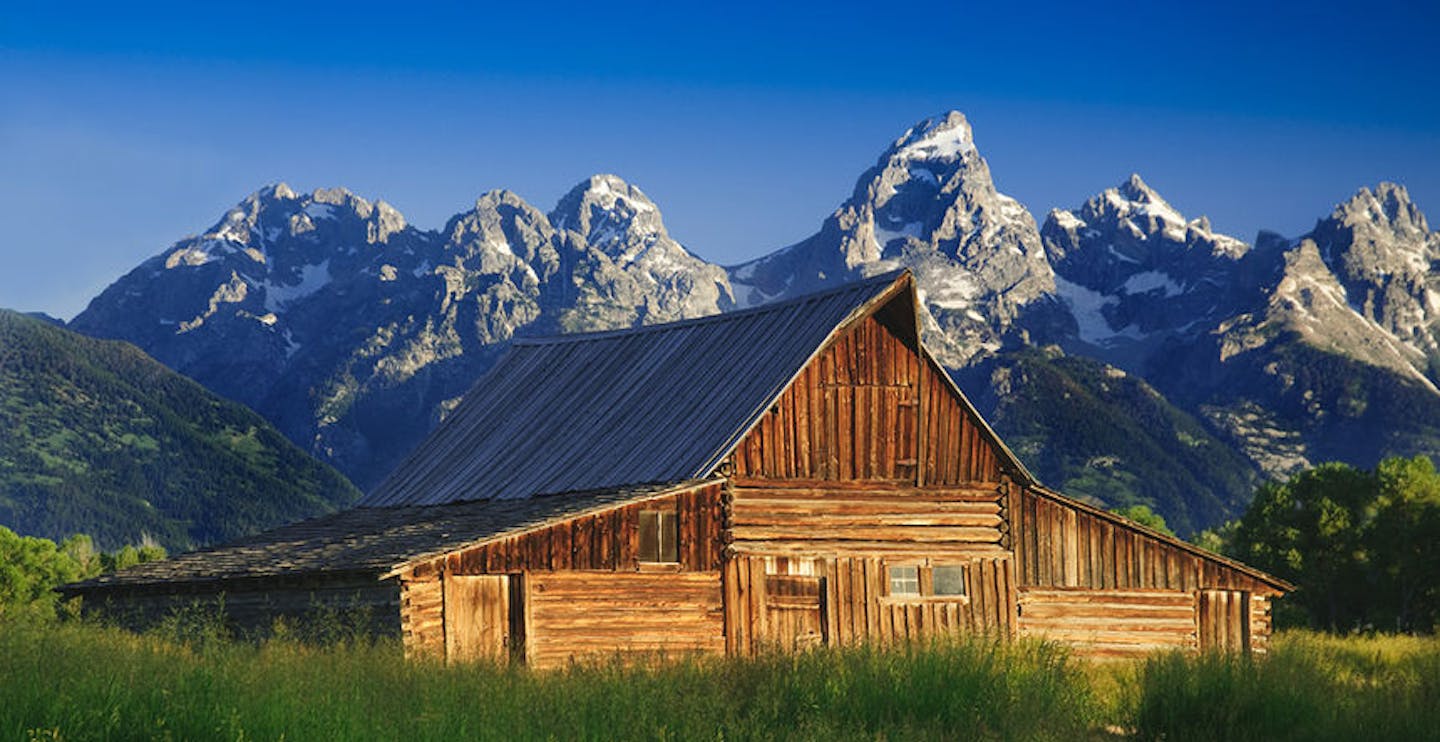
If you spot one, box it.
[1117,172,1159,202]
[550,174,668,259]
[729,111,1056,366]
[441,189,556,275]
[887,111,977,165]
[1306,183,1440,360]
[1332,182,1430,237]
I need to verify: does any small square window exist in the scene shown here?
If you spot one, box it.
[638,509,678,563]
[888,565,920,596]
[932,565,966,597]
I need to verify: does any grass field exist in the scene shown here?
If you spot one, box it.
[2,619,1436,741]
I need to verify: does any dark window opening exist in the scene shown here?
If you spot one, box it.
[932,565,966,596]
[638,509,678,563]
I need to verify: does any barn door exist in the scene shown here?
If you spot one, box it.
[444,574,524,663]
[1197,589,1251,653]
[765,574,827,650]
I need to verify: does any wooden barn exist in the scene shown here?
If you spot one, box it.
[64,270,1289,665]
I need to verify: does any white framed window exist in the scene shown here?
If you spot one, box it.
[888,565,920,596]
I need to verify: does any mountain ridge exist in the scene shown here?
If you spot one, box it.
[64,111,1440,535]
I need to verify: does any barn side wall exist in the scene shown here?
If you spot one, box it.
[399,483,726,667]
[77,575,400,640]
[1014,487,1281,657]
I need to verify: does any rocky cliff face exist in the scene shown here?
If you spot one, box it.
[1310,183,1440,369]
[1039,174,1250,368]
[72,177,731,488]
[730,112,1059,366]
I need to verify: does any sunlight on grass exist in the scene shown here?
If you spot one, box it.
[1,620,1436,741]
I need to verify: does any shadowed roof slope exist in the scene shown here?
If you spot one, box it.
[64,482,705,590]
[362,271,912,507]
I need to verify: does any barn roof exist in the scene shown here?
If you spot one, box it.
[363,269,1029,507]
[64,481,711,592]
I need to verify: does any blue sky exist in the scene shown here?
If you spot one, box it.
[3,0,1437,318]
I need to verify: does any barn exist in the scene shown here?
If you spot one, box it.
[63,270,1289,665]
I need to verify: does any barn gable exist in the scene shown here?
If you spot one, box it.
[725,275,1030,487]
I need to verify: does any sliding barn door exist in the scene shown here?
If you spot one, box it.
[444,574,523,663]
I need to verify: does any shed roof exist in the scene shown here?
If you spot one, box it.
[363,270,961,507]
[64,481,708,592]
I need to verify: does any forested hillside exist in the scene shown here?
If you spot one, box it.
[0,310,359,550]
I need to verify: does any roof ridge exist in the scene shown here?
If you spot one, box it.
[512,269,908,347]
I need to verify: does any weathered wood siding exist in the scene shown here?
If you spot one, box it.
[1015,488,1279,595]
[1250,595,1272,654]
[404,484,725,579]
[1013,487,1284,656]
[1198,589,1252,653]
[724,554,1014,655]
[918,357,1003,485]
[82,575,400,639]
[727,481,1008,557]
[1017,589,1199,658]
[527,571,724,669]
[399,483,726,661]
[728,306,1005,486]
[400,574,445,658]
[731,313,920,481]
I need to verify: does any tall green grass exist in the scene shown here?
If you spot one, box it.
[0,619,1095,741]
[1129,632,1440,741]
[3,620,1436,741]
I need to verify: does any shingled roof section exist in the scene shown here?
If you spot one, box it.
[362,270,913,507]
[64,481,708,591]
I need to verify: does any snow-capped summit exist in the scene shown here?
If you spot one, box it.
[1038,175,1253,367]
[729,111,1058,365]
[890,111,978,164]
[72,178,733,487]
[551,175,668,263]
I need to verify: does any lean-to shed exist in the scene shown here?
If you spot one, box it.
[64,270,1289,664]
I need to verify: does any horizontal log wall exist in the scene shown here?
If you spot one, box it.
[1251,596,1271,654]
[919,357,1002,485]
[527,571,724,669]
[1017,588,1198,659]
[725,554,1014,655]
[732,314,921,481]
[728,482,1008,557]
[81,576,400,640]
[1015,488,1279,595]
[400,574,445,658]
[406,483,725,580]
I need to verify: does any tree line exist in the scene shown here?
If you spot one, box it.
[1175,455,1440,633]
[0,526,164,618]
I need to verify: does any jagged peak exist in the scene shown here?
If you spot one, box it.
[263,182,298,201]
[471,188,539,212]
[551,173,661,236]
[1333,182,1429,233]
[888,111,976,163]
[1117,173,1159,202]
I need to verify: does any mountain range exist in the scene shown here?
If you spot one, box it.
[58,111,1440,537]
